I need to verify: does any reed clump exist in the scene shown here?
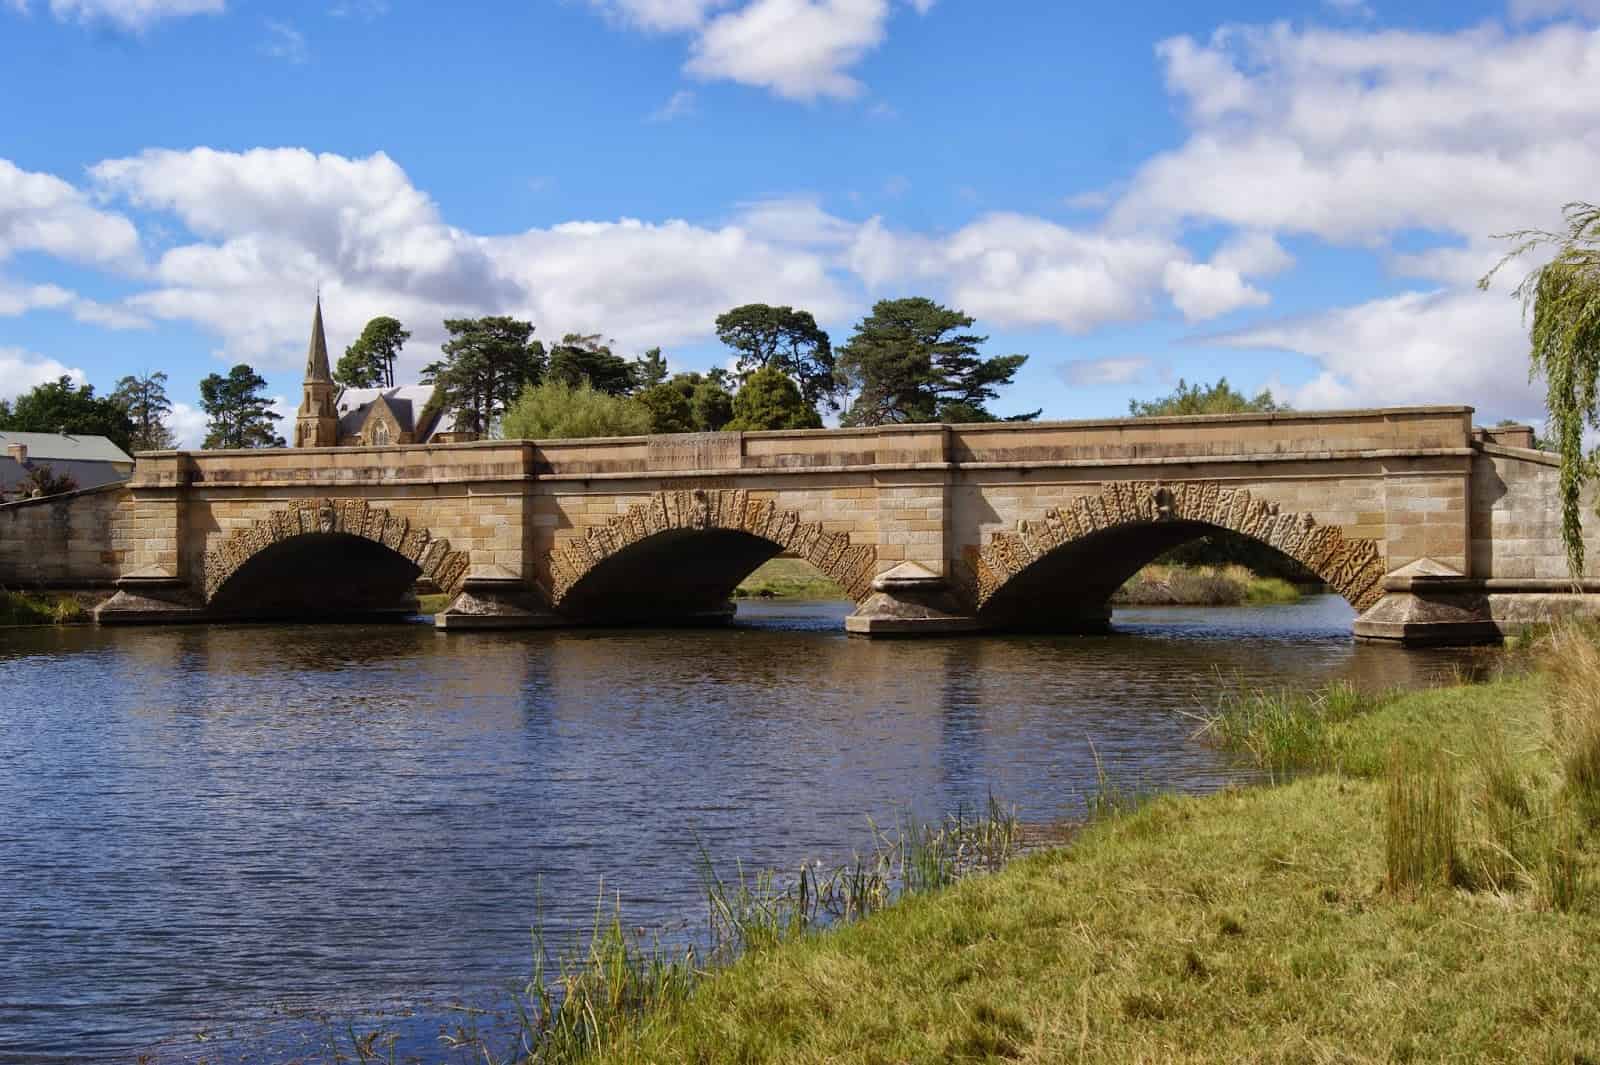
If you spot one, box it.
[1196,679,1384,777]
[1544,622,1600,820]
[0,588,91,625]
[1384,743,1463,897]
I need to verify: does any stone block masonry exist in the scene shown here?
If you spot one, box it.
[0,407,1592,644]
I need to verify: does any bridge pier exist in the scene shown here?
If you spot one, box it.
[95,568,206,625]
[844,562,983,636]
[1354,561,1600,644]
[433,566,564,631]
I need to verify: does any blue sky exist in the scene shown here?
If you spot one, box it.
[2,0,1597,444]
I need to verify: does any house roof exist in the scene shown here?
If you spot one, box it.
[0,431,134,465]
[335,384,461,441]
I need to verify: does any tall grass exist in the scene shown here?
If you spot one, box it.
[1195,680,1384,778]
[0,589,90,625]
[1544,623,1600,820]
[1114,564,1301,607]
[1384,743,1463,897]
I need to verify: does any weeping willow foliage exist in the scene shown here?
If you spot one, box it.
[1481,202,1600,577]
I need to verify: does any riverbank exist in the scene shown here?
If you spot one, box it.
[0,590,94,626]
[577,639,1599,1062]
[1113,562,1301,606]
[732,557,846,600]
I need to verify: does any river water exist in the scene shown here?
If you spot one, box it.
[0,597,1485,1064]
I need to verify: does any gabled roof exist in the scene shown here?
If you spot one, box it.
[335,384,461,441]
[0,431,134,464]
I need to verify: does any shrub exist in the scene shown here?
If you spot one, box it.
[500,379,652,440]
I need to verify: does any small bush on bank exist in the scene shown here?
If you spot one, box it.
[0,589,91,625]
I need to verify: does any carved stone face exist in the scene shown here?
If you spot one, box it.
[318,501,336,534]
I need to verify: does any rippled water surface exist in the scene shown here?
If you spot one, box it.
[0,597,1485,1063]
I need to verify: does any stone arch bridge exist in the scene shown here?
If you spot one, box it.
[3,407,1594,644]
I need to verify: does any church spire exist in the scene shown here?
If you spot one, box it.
[294,293,340,447]
[305,294,332,383]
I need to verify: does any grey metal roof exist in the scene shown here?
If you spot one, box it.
[334,385,461,441]
[0,431,134,465]
[0,456,131,496]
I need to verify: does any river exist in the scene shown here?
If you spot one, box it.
[0,597,1486,1064]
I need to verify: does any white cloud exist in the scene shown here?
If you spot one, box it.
[167,401,208,448]
[19,0,224,29]
[0,277,149,329]
[649,89,697,121]
[590,0,933,101]
[79,148,847,371]
[1219,285,1540,416]
[0,347,87,401]
[1060,356,1151,387]
[1162,261,1269,322]
[261,19,307,63]
[688,0,889,100]
[1115,19,1600,415]
[848,212,1182,332]
[0,158,140,268]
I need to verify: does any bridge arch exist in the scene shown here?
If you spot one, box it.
[548,488,877,622]
[971,481,1387,627]
[203,498,470,616]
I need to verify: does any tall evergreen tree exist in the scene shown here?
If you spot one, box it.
[837,298,1035,426]
[422,316,545,436]
[546,334,639,396]
[0,376,136,453]
[335,317,410,389]
[112,371,177,451]
[633,347,669,389]
[199,364,284,449]
[714,304,839,413]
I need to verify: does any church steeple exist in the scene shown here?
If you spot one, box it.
[305,294,332,383]
[294,294,340,448]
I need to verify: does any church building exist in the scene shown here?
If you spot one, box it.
[293,297,476,448]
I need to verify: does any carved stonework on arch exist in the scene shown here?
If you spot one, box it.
[202,497,471,601]
[547,488,879,605]
[973,481,1388,612]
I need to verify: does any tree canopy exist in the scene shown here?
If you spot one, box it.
[725,366,823,431]
[715,304,838,414]
[423,316,545,436]
[335,316,410,389]
[633,347,669,390]
[0,376,136,453]
[500,379,651,440]
[1482,201,1600,575]
[546,334,639,396]
[635,383,695,434]
[199,364,284,449]
[112,371,177,452]
[836,298,1034,426]
[664,371,734,432]
[1127,377,1286,418]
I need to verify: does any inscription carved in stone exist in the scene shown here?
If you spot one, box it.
[972,480,1387,612]
[548,489,878,605]
[645,432,741,473]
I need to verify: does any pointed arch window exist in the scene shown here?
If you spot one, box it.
[371,421,390,446]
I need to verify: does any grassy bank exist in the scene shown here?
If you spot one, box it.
[733,557,846,601]
[1114,563,1301,606]
[0,589,94,626]
[551,638,1599,1063]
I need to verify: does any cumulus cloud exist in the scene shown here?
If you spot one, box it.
[847,212,1182,332]
[1060,356,1151,387]
[14,0,224,29]
[0,158,140,268]
[1116,18,1600,412]
[590,0,931,101]
[0,347,87,400]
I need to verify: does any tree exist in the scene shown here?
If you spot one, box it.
[546,334,639,396]
[198,364,285,449]
[725,366,823,431]
[336,316,410,389]
[423,316,545,437]
[715,304,839,413]
[0,376,136,453]
[112,371,177,451]
[500,379,652,440]
[836,298,1035,426]
[1481,202,1600,575]
[1127,377,1286,418]
[634,347,669,389]
[635,383,695,433]
[664,371,734,431]
[22,464,77,497]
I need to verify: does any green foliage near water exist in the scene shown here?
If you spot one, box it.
[1482,202,1600,576]
[732,558,845,600]
[0,590,91,625]
[1113,564,1300,607]
[501,379,652,441]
